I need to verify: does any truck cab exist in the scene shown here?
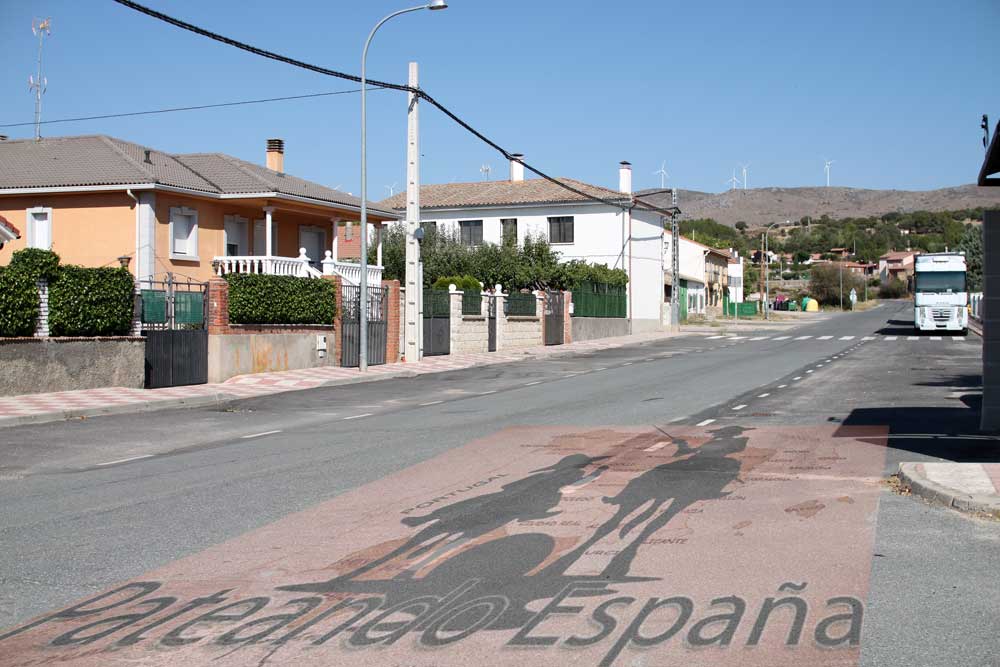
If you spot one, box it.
[913,252,968,334]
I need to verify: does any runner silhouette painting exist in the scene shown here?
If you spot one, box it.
[283,453,609,592]
[541,425,751,580]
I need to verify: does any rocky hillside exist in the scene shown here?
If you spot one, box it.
[635,184,1000,228]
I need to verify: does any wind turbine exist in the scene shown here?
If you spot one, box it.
[480,163,492,181]
[726,168,742,191]
[384,183,397,197]
[653,161,670,189]
[824,159,834,187]
[741,163,750,190]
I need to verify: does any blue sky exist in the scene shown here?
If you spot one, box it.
[1,0,998,196]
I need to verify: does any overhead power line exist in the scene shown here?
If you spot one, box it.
[110,0,679,218]
[0,88,382,128]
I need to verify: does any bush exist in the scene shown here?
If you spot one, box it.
[878,279,908,299]
[807,264,866,307]
[0,267,40,336]
[432,275,481,292]
[227,274,336,325]
[48,266,135,336]
[8,248,60,282]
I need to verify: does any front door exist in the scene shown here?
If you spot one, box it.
[299,227,326,269]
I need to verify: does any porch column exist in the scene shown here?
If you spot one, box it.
[331,218,339,261]
[263,206,275,256]
[376,222,383,267]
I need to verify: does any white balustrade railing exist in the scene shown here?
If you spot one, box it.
[213,248,319,278]
[321,251,383,286]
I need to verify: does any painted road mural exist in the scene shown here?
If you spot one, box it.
[0,423,886,666]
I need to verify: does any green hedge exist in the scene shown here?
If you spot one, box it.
[8,248,60,282]
[432,275,481,292]
[0,267,41,336]
[49,266,136,336]
[227,274,336,325]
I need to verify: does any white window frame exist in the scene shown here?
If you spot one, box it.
[223,215,249,256]
[26,206,53,250]
[169,206,199,261]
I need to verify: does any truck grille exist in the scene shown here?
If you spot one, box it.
[931,308,951,321]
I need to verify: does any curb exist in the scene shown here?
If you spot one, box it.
[969,318,983,338]
[897,463,1000,519]
[0,392,239,430]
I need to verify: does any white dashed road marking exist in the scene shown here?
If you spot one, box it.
[778,384,788,388]
[863,336,876,341]
[818,336,833,340]
[885,336,897,341]
[241,430,282,439]
[908,336,919,341]
[774,336,791,341]
[758,393,770,398]
[343,413,373,420]
[733,405,747,411]
[839,336,855,340]
[795,335,812,340]
[749,336,769,341]
[96,455,153,466]
[696,418,716,426]
[930,336,942,341]
[420,400,444,406]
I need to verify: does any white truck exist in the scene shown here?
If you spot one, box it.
[913,252,968,334]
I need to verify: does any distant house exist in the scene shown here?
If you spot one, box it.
[829,247,851,258]
[663,235,729,320]
[0,215,19,250]
[878,250,917,284]
[0,135,398,285]
[379,159,668,332]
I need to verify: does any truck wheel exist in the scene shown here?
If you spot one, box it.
[960,328,969,337]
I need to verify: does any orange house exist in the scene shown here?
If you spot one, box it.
[0,135,397,284]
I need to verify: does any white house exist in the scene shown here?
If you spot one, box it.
[379,159,668,332]
[662,234,711,320]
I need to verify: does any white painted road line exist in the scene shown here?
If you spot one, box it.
[950,336,962,342]
[479,390,498,395]
[241,430,282,439]
[706,335,725,340]
[729,336,747,340]
[818,336,833,340]
[96,455,153,466]
[863,336,876,341]
[420,400,444,406]
[930,336,942,341]
[778,384,788,389]
[774,336,791,341]
[622,362,633,366]
[793,376,803,381]
[343,413,373,420]
[696,418,716,426]
[795,335,812,340]
[839,336,855,340]
[644,442,668,452]
[668,416,686,423]
[908,336,919,341]
[749,336,769,341]
[806,370,814,374]
[732,405,747,411]
[885,336,897,341]
[524,381,542,386]
[758,393,771,398]
[593,368,606,372]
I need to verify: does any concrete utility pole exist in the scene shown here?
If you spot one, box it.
[670,189,680,328]
[404,62,421,363]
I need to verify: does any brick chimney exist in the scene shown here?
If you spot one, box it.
[510,153,525,182]
[619,161,632,194]
[266,138,285,172]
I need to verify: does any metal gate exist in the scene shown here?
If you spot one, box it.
[140,274,208,388]
[423,289,450,356]
[544,290,565,346]
[341,284,388,367]
[488,295,497,352]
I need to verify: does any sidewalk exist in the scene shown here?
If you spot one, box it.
[0,329,689,428]
[897,462,1000,518]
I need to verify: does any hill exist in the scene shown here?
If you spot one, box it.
[635,185,1000,227]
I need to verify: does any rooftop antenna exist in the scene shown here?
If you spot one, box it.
[29,17,51,141]
[726,168,741,191]
[741,163,750,190]
[384,182,397,197]
[653,161,670,188]
[824,158,835,187]
[479,163,492,181]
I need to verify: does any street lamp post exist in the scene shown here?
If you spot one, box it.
[763,221,784,320]
[359,0,447,371]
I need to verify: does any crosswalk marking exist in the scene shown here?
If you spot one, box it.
[729,336,747,340]
[774,336,791,341]
[839,336,855,340]
[885,336,897,341]
[950,336,962,342]
[818,335,833,340]
[706,335,725,340]
[862,336,876,341]
[908,336,919,341]
[795,335,812,340]
[749,336,769,340]
[930,336,942,341]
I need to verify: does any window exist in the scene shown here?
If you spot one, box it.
[459,220,484,246]
[501,218,517,243]
[344,221,354,240]
[169,206,199,260]
[548,216,574,244]
[26,207,52,250]
[421,221,437,234]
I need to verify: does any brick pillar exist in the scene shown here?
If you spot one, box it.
[563,290,572,344]
[325,275,343,367]
[383,279,401,364]
[207,277,229,334]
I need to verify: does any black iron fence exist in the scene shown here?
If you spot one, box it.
[506,292,537,317]
[571,281,626,318]
[462,290,482,315]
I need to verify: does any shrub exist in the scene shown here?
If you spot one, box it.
[878,279,908,299]
[227,274,336,325]
[0,267,40,336]
[431,275,481,292]
[48,266,135,336]
[807,264,866,307]
[8,248,60,282]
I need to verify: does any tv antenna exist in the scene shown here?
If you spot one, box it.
[653,161,670,188]
[480,163,492,181]
[29,18,52,141]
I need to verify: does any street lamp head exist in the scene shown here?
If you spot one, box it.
[427,0,447,9]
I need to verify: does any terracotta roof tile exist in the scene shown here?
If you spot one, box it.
[0,214,19,240]
[378,178,631,210]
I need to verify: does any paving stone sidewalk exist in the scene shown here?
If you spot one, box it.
[898,462,1000,518]
[0,330,687,428]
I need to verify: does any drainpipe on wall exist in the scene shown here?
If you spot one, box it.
[126,188,139,277]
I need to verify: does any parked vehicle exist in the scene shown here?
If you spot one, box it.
[913,252,968,334]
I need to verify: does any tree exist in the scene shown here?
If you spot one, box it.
[808,264,866,307]
[735,221,748,231]
[957,225,983,291]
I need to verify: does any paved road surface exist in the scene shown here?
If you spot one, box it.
[1,301,997,666]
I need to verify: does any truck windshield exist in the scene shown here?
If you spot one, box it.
[915,271,966,293]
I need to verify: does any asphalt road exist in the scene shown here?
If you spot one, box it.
[1,301,997,666]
